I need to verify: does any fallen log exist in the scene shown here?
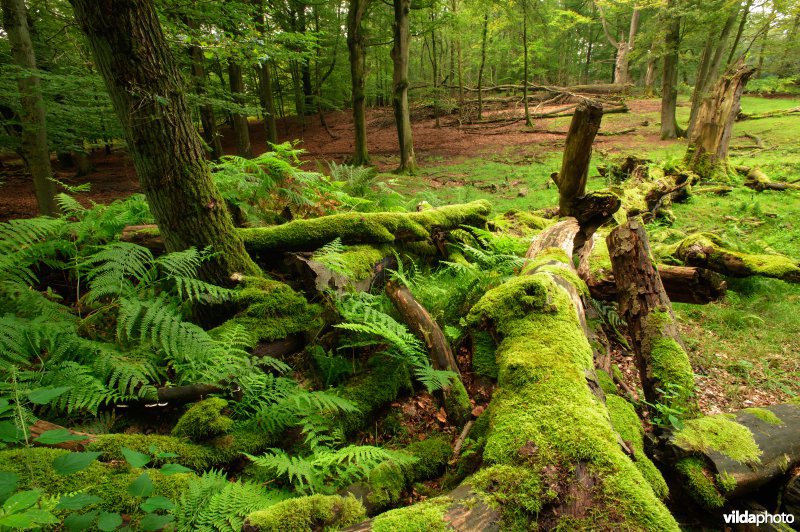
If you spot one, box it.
[385,280,471,426]
[738,166,800,192]
[121,200,492,254]
[660,233,800,283]
[343,220,678,530]
[607,219,699,414]
[663,404,800,508]
[285,246,395,296]
[737,105,800,121]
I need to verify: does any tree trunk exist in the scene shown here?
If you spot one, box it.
[254,3,278,145]
[431,13,440,128]
[614,7,640,85]
[522,0,532,127]
[685,60,754,179]
[551,101,603,217]
[228,60,254,158]
[477,13,488,120]
[727,0,753,66]
[644,53,656,96]
[391,0,416,173]
[1,0,58,215]
[186,19,223,160]
[347,0,370,165]
[660,0,682,139]
[69,0,260,286]
[607,219,698,415]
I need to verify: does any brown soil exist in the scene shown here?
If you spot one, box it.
[0,99,674,221]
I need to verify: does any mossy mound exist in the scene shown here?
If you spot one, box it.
[337,358,413,435]
[371,496,452,532]
[471,330,499,379]
[172,397,234,442]
[672,414,762,464]
[245,494,366,531]
[675,457,726,509]
[641,311,697,414]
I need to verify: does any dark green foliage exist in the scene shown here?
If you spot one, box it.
[172,398,234,442]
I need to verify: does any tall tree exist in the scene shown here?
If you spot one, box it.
[391,0,416,173]
[597,2,640,85]
[346,0,370,165]
[477,12,488,120]
[659,0,683,139]
[185,18,224,160]
[1,0,58,215]
[69,0,259,285]
[522,0,532,127]
[228,60,254,158]
[253,0,279,145]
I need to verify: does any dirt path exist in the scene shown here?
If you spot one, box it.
[0,99,673,221]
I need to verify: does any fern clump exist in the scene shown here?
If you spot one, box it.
[172,398,234,442]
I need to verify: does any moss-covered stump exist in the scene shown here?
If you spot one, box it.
[0,447,193,515]
[341,434,453,514]
[659,232,800,283]
[171,397,234,442]
[666,404,800,508]
[238,200,492,253]
[243,495,366,531]
[286,245,395,295]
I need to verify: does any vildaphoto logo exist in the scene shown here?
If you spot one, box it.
[723,510,795,526]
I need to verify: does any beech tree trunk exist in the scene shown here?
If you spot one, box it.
[69,0,260,286]
[551,101,603,217]
[254,3,278,145]
[390,0,415,173]
[186,19,223,160]
[228,60,254,158]
[607,219,698,414]
[347,0,370,165]
[660,0,682,140]
[614,7,640,85]
[477,13,488,120]
[685,60,754,179]
[1,0,58,215]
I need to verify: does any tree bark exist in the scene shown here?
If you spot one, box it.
[477,13,488,120]
[522,0,532,127]
[69,0,260,286]
[607,219,698,414]
[186,19,223,160]
[685,60,754,179]
[551,101,603,217]
[727,0,753,66]
[660,0,682,140]
[390,0,416,173]
[254,2,278,145]
[228,60,254,158]
[1,0,58,215]
[347,0,370,165]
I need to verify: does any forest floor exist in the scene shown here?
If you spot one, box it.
[1,94,799,416]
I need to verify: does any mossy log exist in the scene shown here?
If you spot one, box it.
[739,166,800,192]
[663,404,800,508]
[612,166,697,223]
[662,233,800,283]
[685,61,755,179]
[347,219,679,530]
[579,232,726,304]
[737,105,800,121]
[386,280,471,426]
[244,495,367,531]
[607,219,699,414]
[285,246,395,296]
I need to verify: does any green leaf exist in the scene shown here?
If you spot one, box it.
[23,508,58,524]
[28,386,71,404]
[121,447,151,468]
[0,421,25,443]
[97,512,123,531]
[139,496,174,512]
[34,429,89,445]
[0,513,35,528]
[127,472,154,498]
[159,463,191,475]
[0,471,18,501]
[64,510,99,531]
[55,493,103,511]
[139,513,174,531]
[0,399,13,416]
[2,489,41,513]
[52,452,101,475]
[155,451,178,459]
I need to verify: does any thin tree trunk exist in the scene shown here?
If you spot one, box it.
[253,3,278,145]
[727,0,753,66]
[644,54,656,96]
[228,60,253,158]
[391,0,416,173]
[186,19,223,160]
[347,0,370,165]
[614,7,640,85]
[69,0,260,285]
[523,0,532,127]
[431,12,440,128]
[552,101,603,216]
[477,12,488,120]
[1,0,58,215]
[660,0,682,139]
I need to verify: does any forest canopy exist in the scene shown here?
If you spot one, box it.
[1,0,799,530]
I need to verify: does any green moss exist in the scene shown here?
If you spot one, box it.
[642,311,697,413]
[245,494,366,531]
[716,471,737,493]
[605,395,669,499]
[521,248,589,297]
[675,457,726,509]
[588,237,612,278]
[444,379,472,425]
[471,330,499,379]
[371,496,451,532]
[472,464,545,515]
[742,407,783,425]
[673,414,761,464]
[218,276,322,343]
[596,369,617,396]
[313,245,391,281]
[88,424,274,470]
[740,253,800,279]
[239,200,492,252]
[172,398,234,442]
[468,272,678,531]
[0,447,192,514]
[337,358,413,435]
